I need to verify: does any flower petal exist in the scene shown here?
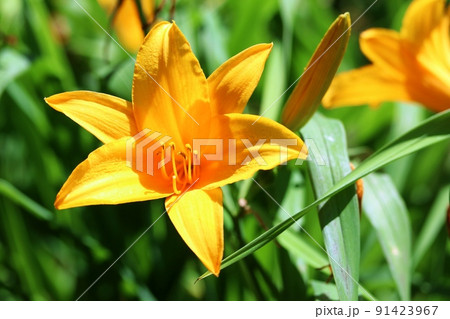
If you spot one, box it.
[45,91,138,144]
[322,66,412,108]
[359,28,408,77]
[417,6,450,81]
[132,22,210,147]
[165,188,223,276]
[140,0,154,24]
[55,137,172,209]
[198,114,307,190]
[207,43,273,115]
[401,0,445,45]
[98,0,145,52]
[281,13,351,131]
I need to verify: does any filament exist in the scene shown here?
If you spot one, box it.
[193,150,199,180]
[179,152,188,182]
[185,144,193,183]
[168,142,178,180]
[160,145,170,179]
[172,175,181,194]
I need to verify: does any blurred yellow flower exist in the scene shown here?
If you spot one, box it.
[45,22,307,275]
[98,0,154,52]
[323,0,450,112]
[281,13,351,131]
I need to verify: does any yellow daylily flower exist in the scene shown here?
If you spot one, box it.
[98,0,154,52]
[45,22,307,276]
[281,13,351,131]
[322,0,450,112]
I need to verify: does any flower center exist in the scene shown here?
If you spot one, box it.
[159,142,199,194]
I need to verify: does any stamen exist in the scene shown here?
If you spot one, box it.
[160,145,170,180]
[185,144,193,183]
[172,175,181,194]
[193,150,199,180]
[179,152,188,182]
[169,143,178,180]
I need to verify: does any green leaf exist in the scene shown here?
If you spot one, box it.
[363,173,412,300]
[311,280,339,300]
[384,103,426,192]
[302,114,360,301]
[278,229,329,270]
[200,8,228,74]
[413,185,450,268]
[0,48,30,97]
[198,110,450,282]
[0,179,53,221]
[259,42,287,121]
[26,0,76,90]
[0,200,48,300]
[107,58,134,100]
[7,81,51,137]
[274,167,330,274]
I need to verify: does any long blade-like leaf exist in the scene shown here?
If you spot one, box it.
[363,173,412,300]
[198,110,450,280]
[302,114,360,300]
[413,185,450,268]
[0,179,53,221]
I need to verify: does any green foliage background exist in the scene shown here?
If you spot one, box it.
[0,0,449,300]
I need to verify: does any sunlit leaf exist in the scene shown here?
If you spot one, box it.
[302,113,360,301]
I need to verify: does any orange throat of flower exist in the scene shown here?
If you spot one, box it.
[158,142,199,194]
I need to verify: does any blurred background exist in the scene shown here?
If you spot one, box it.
[0,0,449,300]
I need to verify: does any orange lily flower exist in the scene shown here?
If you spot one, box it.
[323,0,450,112]
[45,22,307,275]
[98,0,154,52]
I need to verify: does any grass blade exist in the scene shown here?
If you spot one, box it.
[0,179,53,221]
[413,185,449,268]
[363,173,412,300]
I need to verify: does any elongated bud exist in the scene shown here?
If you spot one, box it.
[281,13,351,131]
